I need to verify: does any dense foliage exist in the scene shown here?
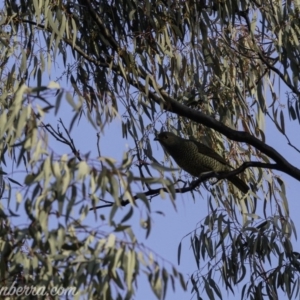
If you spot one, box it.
[1,0,300,299]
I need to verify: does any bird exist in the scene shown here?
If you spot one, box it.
[154,131,249,193]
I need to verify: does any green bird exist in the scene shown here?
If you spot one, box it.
[154,131,249,193]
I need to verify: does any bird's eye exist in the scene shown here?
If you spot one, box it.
[163,135,168,139]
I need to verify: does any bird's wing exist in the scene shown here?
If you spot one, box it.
[193,140,229,165]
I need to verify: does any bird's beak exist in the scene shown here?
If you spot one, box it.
[154,136,159,141]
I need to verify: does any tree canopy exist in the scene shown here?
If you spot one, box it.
[1,0,300,299]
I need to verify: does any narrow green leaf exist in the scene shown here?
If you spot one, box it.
[177,241,182,265]
[8,177,22,187]
[280,110,285,134]
[120,207,134,223]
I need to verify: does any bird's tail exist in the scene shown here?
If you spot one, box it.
[228,176,249,194]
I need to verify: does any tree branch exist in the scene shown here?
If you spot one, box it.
[42,119,82,161]
[90,161,280,209]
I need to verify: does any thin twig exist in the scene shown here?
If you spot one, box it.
[134,137,151,190]
[89,161,281,210]
[41,120,82,161]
